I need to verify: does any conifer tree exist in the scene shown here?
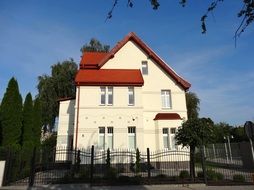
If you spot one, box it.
[22,93,34,148]
[33,97,42,147]
[0,77,22,148]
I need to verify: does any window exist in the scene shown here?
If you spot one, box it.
[163,128,170,149]
[170,128,176,134]
[161,90,172,108]
[141,61,148,75]
[98,127,105,149]
[128,127,136,149]
[100,87,106,105]
[170,128,177,149]
[107,87,113,105]
[107,127,114,149]
[128,87,135,105]
[100,87,113,105]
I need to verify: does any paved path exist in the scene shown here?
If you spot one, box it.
[1,184,254,190]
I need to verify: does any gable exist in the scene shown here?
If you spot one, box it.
[99,32,190,90]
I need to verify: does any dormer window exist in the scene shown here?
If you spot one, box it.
[141,61,148,75]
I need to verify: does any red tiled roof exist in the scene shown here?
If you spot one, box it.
[154,113,182,120]
[97,32,191,90]
[75,69,144,86]
[80,52,108,69]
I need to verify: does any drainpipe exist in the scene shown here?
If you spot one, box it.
[75,86,80,151]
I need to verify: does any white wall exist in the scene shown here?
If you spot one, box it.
[56,100,75,148]
[0,161,5,187]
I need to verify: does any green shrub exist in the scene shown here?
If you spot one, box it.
[179,170,190,179]
[118,175,131,183]
[105,167,117,179]
[78,168,90,179]
[154,174,168,178]
[233,174,245,182]
[206,170,224,181]
[132,175,142,184]
[197,171,204,178]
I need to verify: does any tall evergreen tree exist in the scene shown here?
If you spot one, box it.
[0,77,22,148]
[0,105,2,146]
[33,97,42,147]
[22,93,34,148]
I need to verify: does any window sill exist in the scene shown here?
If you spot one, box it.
[161,107,172,110]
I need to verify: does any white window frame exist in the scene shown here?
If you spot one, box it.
[98,127,105,150]
[100,87,106,105]
[107,86,113,105]
[100,87,113,106]
[170,127,177,150]
[141,61,148,75]
[128,87,135,106]
[128,127,136,150]
[161,90,172,109]
[162,128,170,149]
[107,127,114,150]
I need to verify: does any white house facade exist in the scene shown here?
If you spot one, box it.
[56,32,191,153]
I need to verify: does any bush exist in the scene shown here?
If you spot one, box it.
[118,175,131,183]
[197,171,204,178]
[206,170,224,181]
[233,174,245,182]
[105,167,117,179]
[179,170,190,179]
[117,175,142,184]
[154,174,168,179]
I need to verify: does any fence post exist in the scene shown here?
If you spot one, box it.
[147,148,151,179]
[90,145,94,185]
[200,145,207,185]
[29,147,36,187]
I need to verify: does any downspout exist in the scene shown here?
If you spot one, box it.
[75,86,80,151]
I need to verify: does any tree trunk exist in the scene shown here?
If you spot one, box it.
[189,146,195,181]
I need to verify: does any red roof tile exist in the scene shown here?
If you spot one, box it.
[80,52,108,69]
[154,113,182,120]
[75,69,144,86]
[97,32,191,90]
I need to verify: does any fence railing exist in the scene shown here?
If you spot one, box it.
[1,142,254,186]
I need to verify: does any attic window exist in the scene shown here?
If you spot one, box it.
[141,61,148,75]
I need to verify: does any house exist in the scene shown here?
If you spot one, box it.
[56,32,190,153]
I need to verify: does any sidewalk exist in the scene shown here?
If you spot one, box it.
[1,184,254,190]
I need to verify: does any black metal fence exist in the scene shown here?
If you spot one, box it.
[1,142,254,186]
[202,142,254,184]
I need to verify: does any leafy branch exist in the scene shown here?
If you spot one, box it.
[106,0,254,45]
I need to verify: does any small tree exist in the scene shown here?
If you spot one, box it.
[135,148,141,174]
[175,117,214,180]
[106,148,111,170]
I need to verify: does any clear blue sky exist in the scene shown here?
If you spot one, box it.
[0,0,253,126]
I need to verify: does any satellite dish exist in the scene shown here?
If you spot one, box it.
[244,121,254,140]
